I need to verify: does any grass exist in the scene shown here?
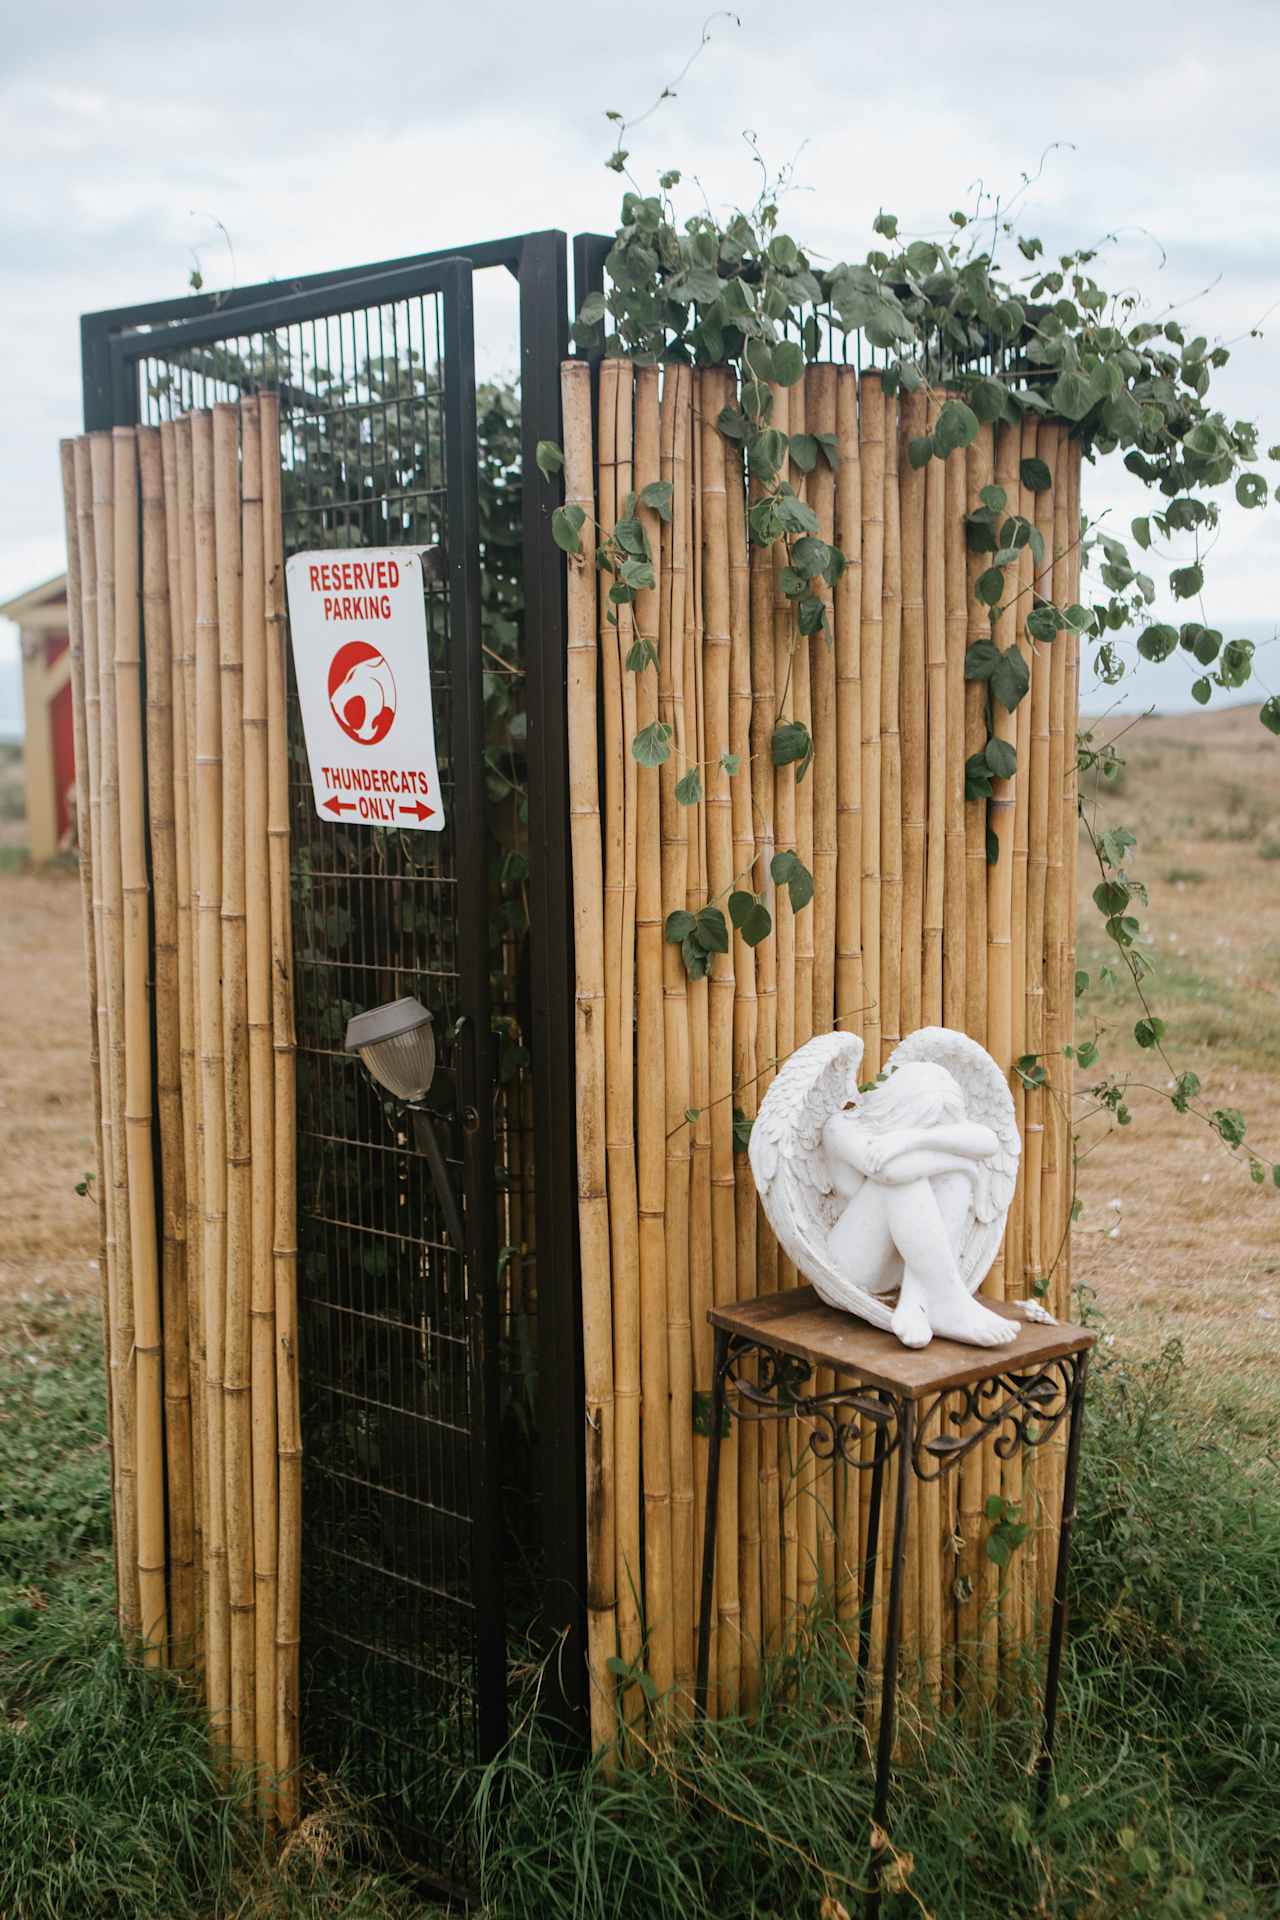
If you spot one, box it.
[4,1302,1279,1919]
[0,1302,428,1920]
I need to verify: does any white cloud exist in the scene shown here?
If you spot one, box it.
[3,0,1278,706]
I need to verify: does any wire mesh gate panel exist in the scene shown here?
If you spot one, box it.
[93,242,579,1886]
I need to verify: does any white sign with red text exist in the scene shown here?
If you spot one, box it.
[285,548,445,832]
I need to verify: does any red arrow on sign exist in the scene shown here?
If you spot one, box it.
[399,800,435,822]
[324,794,357,815]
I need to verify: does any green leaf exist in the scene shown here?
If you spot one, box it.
[1191,676,1212,706]
[907,435,934,470]
[964,752,994,800]
[720,750,742,776]
[771,341,806,387]
[675,766,702,806]
[1169,563,1204,600]
[551,503,585,555]
[681,935,710,980]
[631,721,672,767]
[535,439,564,481]
[692,905,729,953]
[1134,1017,1165,1049]
[1136,623,1178,662]
[979,485,1008,515]
[934,399,980,457]
[815,432,840,469]
[1131,515,1151,551]
[1093,879,1130,916]
[1050,368,1099,421]
[986,1534,1011,1568]
[991,644,1031,712]
[728,891,772,945]
[976,567,1005,607]
[788,433,819,473]
[771,849,814,912]
[665,910,695,944]
[985,736,1017,780]
[732,1107,754,1154]
[625,637,658,672]
[1236,472,1268,509]
[638,479,674,523]
[1260,695,1280,736]
[1026,604,1063,642]
[1075,1038,1099,1069]
[577,291,607,326]
[717,404,749,442]
[964,639,1001,682]
[771,719,813,772]
[1020,456,1052,492]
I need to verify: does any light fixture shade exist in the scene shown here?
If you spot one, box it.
[345,996,436,1102]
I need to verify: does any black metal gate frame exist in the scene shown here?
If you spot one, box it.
[83,226,614,1748]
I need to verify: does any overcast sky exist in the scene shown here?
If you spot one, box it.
[3,0,1277,713]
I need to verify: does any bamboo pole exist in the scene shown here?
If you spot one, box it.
[767,382,800,1627]
[880,390,902,1057]
[899,389,927,1042]
[687,378,716,1704]
[632,366,675,1706]
[213,404,255,1770]
[659,365,695,1705]
[113,427,168,1664]
[725,394,761,1706]
[833,368,863,1638]
[240,397,278,1805]
[192,409,230,1748]
[1024,426,1059,1316]
[164,418,206,1664]
[916,393,947,1706]
[943,428,968,1033]
[562,361,618,1756]
[1063,442,1083,1322]
[808,365,838,1039]
[599,364,644,1718]
[805,364,839,1607]
[748,379,782,1659]
[859,376,885,1076]
[92,432,139,1642]
[63,441,118,1617]
[958,423,994,1702]
[923,393,947,1031]
[984,420,1022,1688]
[701,369,740,1711]
[260,394,301,1814]
[139,427,197,1665]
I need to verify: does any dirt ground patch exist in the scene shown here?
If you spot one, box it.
[0,704,1276,1410]
[0,861,101,1315]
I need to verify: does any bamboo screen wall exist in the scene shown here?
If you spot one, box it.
[59,406,300,1822]
[561,358,1083,1750]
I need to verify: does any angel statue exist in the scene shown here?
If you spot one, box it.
[749,1027,1049,1350]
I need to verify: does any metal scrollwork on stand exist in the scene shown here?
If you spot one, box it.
[717,1335,904,1471]
[911,1352,1085,1482]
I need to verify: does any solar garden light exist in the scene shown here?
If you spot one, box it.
[345,996,466,1251]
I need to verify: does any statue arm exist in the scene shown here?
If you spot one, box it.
[871,1146,988,1188]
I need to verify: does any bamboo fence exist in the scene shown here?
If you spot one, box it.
[60,406,299,1817]
[562,360,1082,1749]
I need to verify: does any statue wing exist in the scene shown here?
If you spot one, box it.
[748,1030,895,1330]
[883,1026,1021,1295]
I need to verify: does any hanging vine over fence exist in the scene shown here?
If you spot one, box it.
[545,145,1279,1188]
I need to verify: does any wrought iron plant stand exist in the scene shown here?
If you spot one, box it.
[695,1288,1096,1920]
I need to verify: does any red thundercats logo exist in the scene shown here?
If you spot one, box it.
[327,640,397,745]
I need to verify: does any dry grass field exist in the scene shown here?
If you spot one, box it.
[1,710,1277,1402]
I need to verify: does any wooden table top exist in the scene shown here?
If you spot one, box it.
[709,1286,1096,1400]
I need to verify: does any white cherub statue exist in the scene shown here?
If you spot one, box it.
[749,1027,1049,1349]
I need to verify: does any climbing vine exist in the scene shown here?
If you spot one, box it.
[542,134,1280,1190]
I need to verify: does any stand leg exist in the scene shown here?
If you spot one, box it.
[696,1327,729,1719]
[867,1399,911,1920]
[855,1420,888,1710]
[1036,1353,1089,1811]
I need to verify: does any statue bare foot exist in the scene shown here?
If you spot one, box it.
[926,1288,1018,1347]
[891,1295,933,1348]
